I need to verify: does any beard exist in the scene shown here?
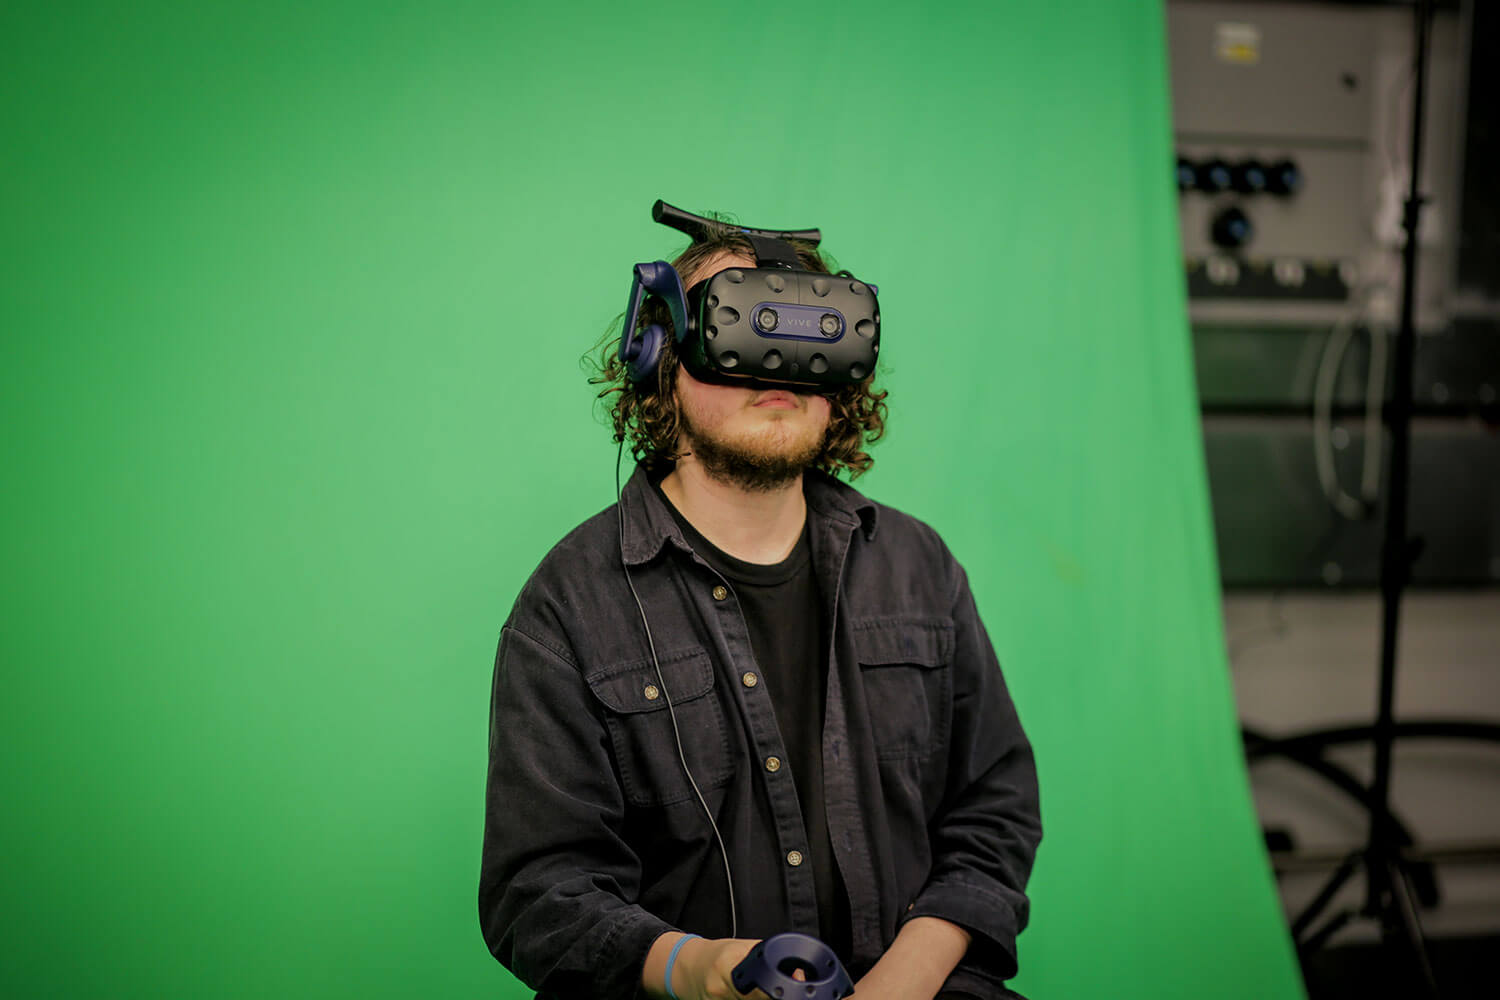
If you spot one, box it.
[677,401,828,493]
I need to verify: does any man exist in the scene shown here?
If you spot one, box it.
[479,219,1041,1000]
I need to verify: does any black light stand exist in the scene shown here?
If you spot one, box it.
[1289,1,1441,993]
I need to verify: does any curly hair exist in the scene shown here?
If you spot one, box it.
[588,220,888,480]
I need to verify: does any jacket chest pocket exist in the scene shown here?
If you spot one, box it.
[851,617,955,760]
[585,648,735,808]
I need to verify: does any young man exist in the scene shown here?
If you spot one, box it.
[480,226,1041,1000]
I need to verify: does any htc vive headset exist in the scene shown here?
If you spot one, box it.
[619,200,880,391]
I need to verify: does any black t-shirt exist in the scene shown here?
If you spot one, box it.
[652,479,852,956]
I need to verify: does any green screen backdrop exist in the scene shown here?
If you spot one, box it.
[3,1,1305,996]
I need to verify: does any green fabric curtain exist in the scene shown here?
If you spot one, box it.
[3,1,1303,996]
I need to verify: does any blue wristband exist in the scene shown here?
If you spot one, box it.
[664,933,700,1000]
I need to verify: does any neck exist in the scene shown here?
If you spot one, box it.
[660,460,808,564]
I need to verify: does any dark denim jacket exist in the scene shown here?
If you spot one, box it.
[479,466,1041,1000]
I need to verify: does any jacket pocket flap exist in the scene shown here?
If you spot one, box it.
[851,616,954,667]
[586,648,715,714]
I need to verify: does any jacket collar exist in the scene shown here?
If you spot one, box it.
[618,464,879,567]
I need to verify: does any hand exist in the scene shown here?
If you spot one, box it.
[645,933,812,1000]
[848,916,970,1000]
[648,935,758,1000]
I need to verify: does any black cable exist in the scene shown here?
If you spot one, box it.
[615,439,739,938]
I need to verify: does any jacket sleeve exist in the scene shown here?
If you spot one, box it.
[478,622,672,1000]
[903,562,1042,993]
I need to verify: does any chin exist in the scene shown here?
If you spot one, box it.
[738,422,824,456]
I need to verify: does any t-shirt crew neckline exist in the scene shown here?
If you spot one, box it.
[648,477,810,586]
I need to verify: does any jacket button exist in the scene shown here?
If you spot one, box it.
[741,672,759,688]
[786,850,804,867]
[764,756,782,772]
[712,585,729,601]
[643,684,660,701]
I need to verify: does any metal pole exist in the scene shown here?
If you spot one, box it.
[1367,3,1435,991]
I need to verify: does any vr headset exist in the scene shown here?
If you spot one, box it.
[619,200,880,391]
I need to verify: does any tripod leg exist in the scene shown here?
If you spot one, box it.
[1292,851,1361,945]
[1384,856,1440,998]
[1298,908,1357,959]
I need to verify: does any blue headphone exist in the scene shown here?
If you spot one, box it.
[618,261,689,385]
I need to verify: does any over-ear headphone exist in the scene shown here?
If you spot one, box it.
[619,261,689,384]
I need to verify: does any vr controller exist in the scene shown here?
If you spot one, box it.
[619,200,880,391]
[731,932,855,1000]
